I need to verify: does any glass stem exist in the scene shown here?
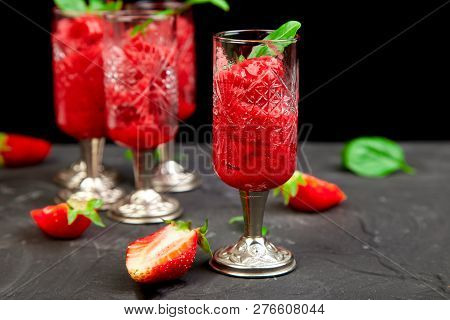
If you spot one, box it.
[80,138,104,178]
[156,141,173,163]
[133,149,157,190]
[239,190,269,238]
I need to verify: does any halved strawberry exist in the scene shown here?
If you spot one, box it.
[275,171,347,212]
[30,198,104,239]
[126,220,211,284]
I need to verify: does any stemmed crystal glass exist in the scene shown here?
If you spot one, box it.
[103,10,182,224]
[210,30,299,277]
[51,8,124,207]
[129,1,201,193]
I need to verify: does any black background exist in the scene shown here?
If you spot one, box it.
[0,0,449,142]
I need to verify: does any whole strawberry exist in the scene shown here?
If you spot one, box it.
[30,198,104,239]
[275,171,347,212]
[0,132,51,168]
[126,220,211,284]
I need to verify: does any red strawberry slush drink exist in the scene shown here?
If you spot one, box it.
[210,29,299,277]
[103,10,182,224]
[129,1,201,193]
[51,9,124,206]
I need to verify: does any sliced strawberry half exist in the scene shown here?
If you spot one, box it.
[126,220,211,284]
[275,171,347,212]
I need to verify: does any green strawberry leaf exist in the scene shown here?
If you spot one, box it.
[248,21,301,59]
[198,233,212,256]
[274,170,306,205]
[55,0,87,12]
[67,198,105,227]
[166,219,192,231]
[199,219,208,235]
[228,216,268,236]
[0,132,8,152]
[342,136,415,178]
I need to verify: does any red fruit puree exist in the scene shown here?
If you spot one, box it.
[52,15,106,140]
[176,14,196,120]
[104,31,178,151]
[213,55,298,191]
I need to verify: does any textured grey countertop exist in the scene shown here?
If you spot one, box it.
[0,143,449,299]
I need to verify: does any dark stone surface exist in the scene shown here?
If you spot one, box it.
[0,143,449,300]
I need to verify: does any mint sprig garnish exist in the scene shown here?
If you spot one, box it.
[247,20,301,59]
[131,0,230,36]
[54,0,122,13]
[67,198,105,227]
[273,170,306,205]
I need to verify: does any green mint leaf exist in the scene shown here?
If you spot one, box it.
[228,215,244,224]
[88,0,104,11]
[130,8,175,37]
[262,226,268,237]
[248,20,301,59]
[103,0,122,11]
[131,0,229,36]
[342,136,415,178]
[54,0,87,12]
[186,0,230,11]
[124,149,133,161]
[228,215,269,236]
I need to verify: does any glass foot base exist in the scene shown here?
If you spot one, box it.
[210,236,296,278]
[54,160,119,190]
[56,177,126,210]
[152,160,201,193]
[107,189,183,224]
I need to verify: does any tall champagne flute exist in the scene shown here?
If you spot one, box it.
[210,30,299,277]
[51,8,124,206]
[129,1,201,193]
[103,10,182,223]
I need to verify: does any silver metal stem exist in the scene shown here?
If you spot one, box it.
[80,138,104,178]
[210,190,296,278]
[157,141,172,163]
[133,150,157,190]
[240,190,269,237]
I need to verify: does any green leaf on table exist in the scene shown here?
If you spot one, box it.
[342,136,415,178]
[248,20,301,59]
[274,170,306,205]
[124,149,133,161]
[228,216,268,236]
[54,0,87,12]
